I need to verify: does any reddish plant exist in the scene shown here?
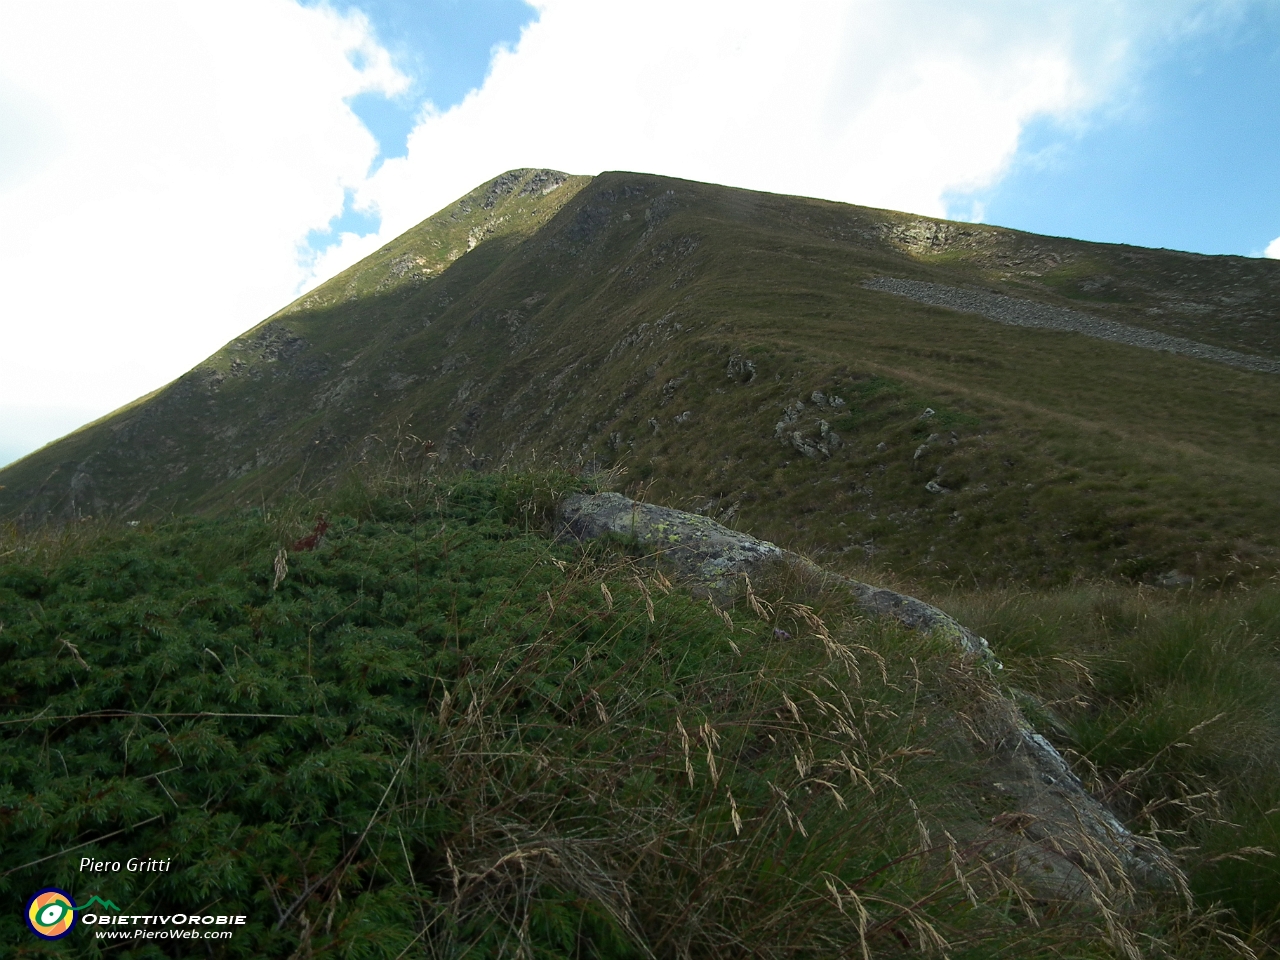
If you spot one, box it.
[291,517,330,552]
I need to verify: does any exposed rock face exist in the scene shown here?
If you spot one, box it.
[556,491,1178,902]
[559,491,788,596]
[558,491,995,656]
[725,355,756,383]
[774,400,842,459]
[773,399,805,439]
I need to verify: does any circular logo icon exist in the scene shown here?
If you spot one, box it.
[26,888,77,940]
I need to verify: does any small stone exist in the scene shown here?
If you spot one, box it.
[791,432,824,459]
[818,421,842,450]
[726,356,757,383]
[925,480,949,494]
[920,407,936,419]
[876,441,887,452]
[1156,570,1195,588]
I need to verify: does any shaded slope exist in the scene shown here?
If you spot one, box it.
[4,169,1280,585]
[0,168,593,517]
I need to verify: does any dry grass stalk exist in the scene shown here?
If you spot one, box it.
[702,720,721,786]
[676,716,694,787]
[633,574,655,622]
[58,636,89,670]
[272,546,288,590]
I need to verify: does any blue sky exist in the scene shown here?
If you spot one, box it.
[957,3,1280,256]
[303,0,537,250]
[330,0,536,155]
[1,0,1279,470]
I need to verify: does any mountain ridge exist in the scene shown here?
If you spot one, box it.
[4,167,1280,586]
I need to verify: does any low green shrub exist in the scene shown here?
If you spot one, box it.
[0,475,1260,957]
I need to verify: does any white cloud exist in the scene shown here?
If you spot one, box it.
[1266,236,1280,259]
[325,0,1218,274]
[0,0,405,421]
[0,0,1241,464]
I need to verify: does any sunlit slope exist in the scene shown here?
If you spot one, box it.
[3,168,1279,585]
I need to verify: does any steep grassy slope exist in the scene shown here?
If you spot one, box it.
[4,169,1280,586]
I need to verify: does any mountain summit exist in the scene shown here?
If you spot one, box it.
[4,168,1280,584]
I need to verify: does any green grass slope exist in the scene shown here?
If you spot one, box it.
[3,472,1275,958]
[4,169,1280,586]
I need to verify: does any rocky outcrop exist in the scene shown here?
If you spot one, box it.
[556,492,1179,902]
[725,355,756,383]
[773,394,845,460]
